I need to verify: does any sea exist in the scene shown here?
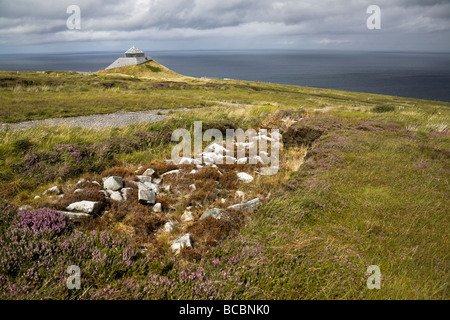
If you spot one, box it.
[0,50,449,102]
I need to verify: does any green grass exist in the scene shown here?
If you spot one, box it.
[0,63,449,299]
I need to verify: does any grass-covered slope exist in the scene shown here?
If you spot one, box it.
[96,60,188,80]
[0,64,448,299]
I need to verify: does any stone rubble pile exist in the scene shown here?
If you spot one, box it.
[29,138,271,254]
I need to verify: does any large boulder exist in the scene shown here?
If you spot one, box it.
[66,201,102,214]
[200,208,228,220]
[103,176,123,191]
[171,234,192,253]
[228,198,261,212]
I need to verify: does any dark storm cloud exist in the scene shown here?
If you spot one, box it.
[0,0,449,52]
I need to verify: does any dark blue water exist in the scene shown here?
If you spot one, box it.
[1,50,449,102]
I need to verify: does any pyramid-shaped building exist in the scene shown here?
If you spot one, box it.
[105,46,152,70]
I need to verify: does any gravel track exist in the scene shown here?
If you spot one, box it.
[0,102,256,132]
[0,109,177,131]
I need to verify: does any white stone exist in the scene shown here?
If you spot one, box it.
[189,169,198,174]
[110,191,123,201]
[171,234,192,253]
[200,208,227,220]
[43,186,61,195]
[121,188,134,200]
[143,182,159,194]
[164,221,174,232]
[248,155,266,164]
[152,178,162,185]
[143,168,155,176]
[153,203,162,213]
[56,210,91,222]
[74,188,83,194]
[204,143,230,154]
[163,185,171,192]
[177,157,201,165]
[138,189,156,204]
[103,176,123,191]
[237,172,254,183]
[181,211,194,222]
[137,175,152,183]
[235,191,245,201]
[189,184,196,191]
[237,157,248,164]
[161,169,180,176]
[228,198,261,212]
[66,201,102,214]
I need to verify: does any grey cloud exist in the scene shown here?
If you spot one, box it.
[0,0,449,52]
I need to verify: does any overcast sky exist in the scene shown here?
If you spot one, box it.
[0,0,449,53]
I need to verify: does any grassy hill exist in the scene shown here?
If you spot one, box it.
[0,63,448,299]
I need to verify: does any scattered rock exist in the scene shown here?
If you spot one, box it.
[228,198,261,212]
[181,211,194,222]
[18,205,32,211]
[66,201,102,214]
[110,191,123,201]
[237,172,254,183]
[121,188,134,200]
[138,189,156,205]
[103,176,123,191]
[144,182,159,194]
[164,221,174,232]
[56,210,91,222]
[163,185,171,192]
[137,175,152,183]
[135,166,143,173]
[43,186,61,195]
[143,168,155,176]
[237,157,248,164]
[34,196,41,200]
[189,184,197,191]
[161,169,180,176]
[235,190,245,201]
[200,208,227,220]
[171,234,192,253]
[153,203,162,213]
[177,157,201,165]
[74,188,83,194]
[153,178,162,185]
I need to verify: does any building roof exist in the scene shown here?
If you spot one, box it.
[125,46,144,54]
